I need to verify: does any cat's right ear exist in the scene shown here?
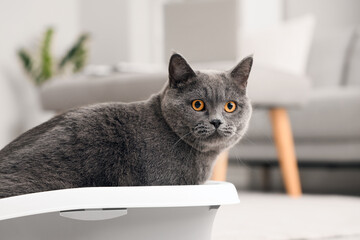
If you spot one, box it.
[229,55,253,90]
[168,53,196,88]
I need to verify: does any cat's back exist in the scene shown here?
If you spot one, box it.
[0,98,159,196]
[1,97,153,167]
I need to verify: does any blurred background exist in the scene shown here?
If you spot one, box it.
[0,0,359,195]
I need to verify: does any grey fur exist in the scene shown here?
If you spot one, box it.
[0,53,253,198]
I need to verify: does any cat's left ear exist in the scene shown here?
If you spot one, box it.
[229,55,253,90]
[168,53,196,88]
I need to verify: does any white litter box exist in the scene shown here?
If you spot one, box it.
[0,181,239,240]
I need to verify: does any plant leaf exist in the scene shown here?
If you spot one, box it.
[17,49,33,74]
[59,33,90,72]
[38,27,54,85]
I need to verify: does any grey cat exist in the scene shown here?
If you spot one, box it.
[0,53,253,198]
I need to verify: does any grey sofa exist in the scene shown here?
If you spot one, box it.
[38,27,360,198]
[233,27,360,164]
[40,27,360,166]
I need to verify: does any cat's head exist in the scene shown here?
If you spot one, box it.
[161,53,253,152]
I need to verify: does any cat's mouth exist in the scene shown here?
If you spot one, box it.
[192,126,235,140]
[210,129,235,139]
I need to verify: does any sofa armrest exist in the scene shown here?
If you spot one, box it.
[40,72,168,111]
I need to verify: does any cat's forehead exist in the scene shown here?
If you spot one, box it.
[185,70,244,101]
[196,69,225,80]
[194,70,224,85]
[193,69,232,89]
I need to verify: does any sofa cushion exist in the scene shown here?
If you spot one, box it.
[246,64,311,108]
[246,87,360,141]
[231,141,360,162]
[291,87,360,140]
[240,15,315,76]
[307,27,355,87]
[346,26,360,86]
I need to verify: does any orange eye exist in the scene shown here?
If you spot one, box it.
[192,100,205,111]
[224,101,236,113]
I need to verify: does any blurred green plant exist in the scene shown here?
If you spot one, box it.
[17,27,90,86]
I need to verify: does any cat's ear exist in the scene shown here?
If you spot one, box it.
[229,55,253,90]
[168,53,196,88]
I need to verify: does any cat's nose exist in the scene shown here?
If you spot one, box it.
[210,119,222,129]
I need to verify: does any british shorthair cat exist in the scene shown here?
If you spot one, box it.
[0,53,253,198]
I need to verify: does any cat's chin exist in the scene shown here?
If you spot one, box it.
[196,129,235,140]
[189,132,238,153]
[191,140,231,153]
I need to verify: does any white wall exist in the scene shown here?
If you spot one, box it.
[164,0,238,63]
[0,0,81,74]
[0,0,80,147]
[285,0,360,27]
[240,0,283,35]
[80,0,130,65]
[128,0,166,65]
[78,0,284,65]
[79,0,165,66]
[163,0,283,63]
